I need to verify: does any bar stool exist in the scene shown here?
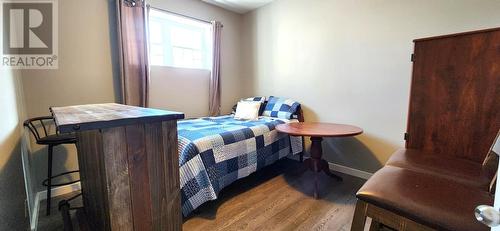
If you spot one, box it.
[24,116,79,216]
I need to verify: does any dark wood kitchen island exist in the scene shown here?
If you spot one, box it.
[51,103,184,231]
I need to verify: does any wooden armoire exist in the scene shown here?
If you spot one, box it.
[406,27,500,163]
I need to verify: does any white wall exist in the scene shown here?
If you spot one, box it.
[148,0,243,115]
[150,66,210,118]
[0,69,28,230]
[241,0,500,172]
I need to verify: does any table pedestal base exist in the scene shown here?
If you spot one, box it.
[304,136,343,199]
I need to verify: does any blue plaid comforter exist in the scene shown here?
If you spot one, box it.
[178,115,303,216]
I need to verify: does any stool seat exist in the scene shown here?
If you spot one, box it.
[24,116,79,216]
[386,149,494,191]
[37,133,76,145]
[356,166,492,231]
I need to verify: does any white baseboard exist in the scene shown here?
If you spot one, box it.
[37,182,81,201]
[30,193,40,231]
[327,162,373,180]
[288,155,373,180]
[31,182,81,231]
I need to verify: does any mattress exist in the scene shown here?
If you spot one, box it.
[177,115,302,216]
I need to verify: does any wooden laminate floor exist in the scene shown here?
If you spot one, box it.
[38,190,82,231]
[183,159,367,231]
[38,159,368,231]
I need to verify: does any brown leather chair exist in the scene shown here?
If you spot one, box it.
[352,166,493,231]
[350,140,498,231]
[386,149,496,191]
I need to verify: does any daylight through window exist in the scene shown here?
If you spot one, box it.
[149,9,212,70]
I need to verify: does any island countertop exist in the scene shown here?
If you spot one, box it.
[50,103,185,133]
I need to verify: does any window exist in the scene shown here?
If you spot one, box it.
[149,9,212,70]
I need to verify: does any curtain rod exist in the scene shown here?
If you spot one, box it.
[146,4,219,26]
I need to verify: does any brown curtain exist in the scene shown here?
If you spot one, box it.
[117,0,149,107]
[209,21,223,116]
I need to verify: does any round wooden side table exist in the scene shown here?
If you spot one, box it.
[276,122,363,199]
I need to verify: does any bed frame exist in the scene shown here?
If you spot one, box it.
[295,106,306,162]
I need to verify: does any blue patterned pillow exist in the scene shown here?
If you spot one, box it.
[263,96,300,119]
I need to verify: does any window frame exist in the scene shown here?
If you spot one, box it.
[148,9,213,70]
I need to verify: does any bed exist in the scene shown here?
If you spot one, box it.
[178,113,304,216]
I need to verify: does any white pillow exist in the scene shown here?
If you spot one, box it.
[234,101,261,120]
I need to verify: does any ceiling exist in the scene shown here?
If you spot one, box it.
[202,0,274,14]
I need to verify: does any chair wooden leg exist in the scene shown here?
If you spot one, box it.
[46,145,53,216]
[369,220,381,231]
[351,200,368,231]
[354,201,435,231]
